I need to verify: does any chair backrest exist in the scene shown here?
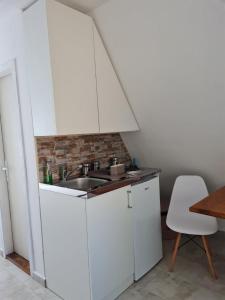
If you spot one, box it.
[167,175,218,235]
[168,175,208,218]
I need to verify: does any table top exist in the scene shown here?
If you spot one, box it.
[190,186,225,219]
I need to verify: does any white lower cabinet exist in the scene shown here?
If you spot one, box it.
[131,176,163,280]
[40,189,91,300]
[87,186,134,300]
[39,176,162,300]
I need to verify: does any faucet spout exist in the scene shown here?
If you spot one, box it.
[60,164,83,181]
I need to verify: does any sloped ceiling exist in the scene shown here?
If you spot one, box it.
[57,0,110,12]
[0,0,111,14]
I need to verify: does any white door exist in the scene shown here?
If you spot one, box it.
[87,186,134,300]
[0,119,12,254]
[132,177,163,280]
[0,70,29,260]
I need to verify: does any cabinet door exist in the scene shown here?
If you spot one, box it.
[23,0,57,136]
[93,25,139,133]
[40,189,91,300]
[132,177,163,280]
[87,186,134,300]
[23,0,99,136]
[47,0,99,135]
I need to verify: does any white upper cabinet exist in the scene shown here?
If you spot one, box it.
[23,0,99,136]
[93,25,139,133]
[23,0,138,136]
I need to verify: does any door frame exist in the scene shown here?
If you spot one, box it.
[0,59,34,271]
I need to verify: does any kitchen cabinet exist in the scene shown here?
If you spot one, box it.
[93,25,139,133]
[23,0,138,136]
[87,186,134,300]
[39,176,162,300]
[131,176,163,280]
[39,188,91,300]
[23,0,99,136]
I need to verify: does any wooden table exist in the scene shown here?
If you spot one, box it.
[190,186,225,219]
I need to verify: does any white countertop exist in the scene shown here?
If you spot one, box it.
[39,183,87,198]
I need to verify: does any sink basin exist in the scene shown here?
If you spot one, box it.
[57,177,109,192]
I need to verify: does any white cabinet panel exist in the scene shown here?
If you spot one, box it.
[93,25,139,133]
[23,0,99,136]
[40,189,91,300]
[132,177,163,280]
[87,186,134,300]
[47,0,99,135]
[23,0,56,136]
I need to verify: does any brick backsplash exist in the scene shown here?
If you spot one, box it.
[36,133,131,182]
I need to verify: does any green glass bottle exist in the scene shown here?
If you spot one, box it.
[43,160,53,185]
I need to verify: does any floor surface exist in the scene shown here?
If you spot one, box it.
[0,257,58,300]
[118,231,225,300]
[6,252,30,275]
[0,232,225,299]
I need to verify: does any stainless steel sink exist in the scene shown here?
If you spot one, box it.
[57,177,109,191]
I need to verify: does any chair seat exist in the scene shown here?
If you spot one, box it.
[167,214,218,236]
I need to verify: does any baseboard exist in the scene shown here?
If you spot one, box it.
[0,248,4,257]
[32,271,46,287]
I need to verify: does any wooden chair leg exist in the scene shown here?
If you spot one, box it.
[169,232,181,272]
[201,236,218,279]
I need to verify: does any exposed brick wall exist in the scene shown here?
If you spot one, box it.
[36,133,131,182]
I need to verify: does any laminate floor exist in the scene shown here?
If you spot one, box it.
[0,232,225,300]
[7,252,30,275]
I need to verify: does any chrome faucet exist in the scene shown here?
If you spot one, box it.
[82,163,90,177]
[59,164,83,181]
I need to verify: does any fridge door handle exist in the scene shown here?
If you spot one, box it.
[1,161,9,182]
[127,190,132,208]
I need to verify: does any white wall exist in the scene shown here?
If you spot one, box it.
[92,0,225,199]
[0,10,45,278]
[92,0,225,230]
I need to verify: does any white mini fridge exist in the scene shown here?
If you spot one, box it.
[131,176,163,280]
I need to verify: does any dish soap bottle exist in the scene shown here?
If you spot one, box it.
[130,158,139,171]
[44,160,53,185]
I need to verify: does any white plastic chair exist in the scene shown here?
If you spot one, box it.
[166,175,218,278]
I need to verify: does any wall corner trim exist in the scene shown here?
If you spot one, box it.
[32,271,46,287]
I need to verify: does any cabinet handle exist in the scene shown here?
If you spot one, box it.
[127,190,132,208]
[145,186,150,191]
